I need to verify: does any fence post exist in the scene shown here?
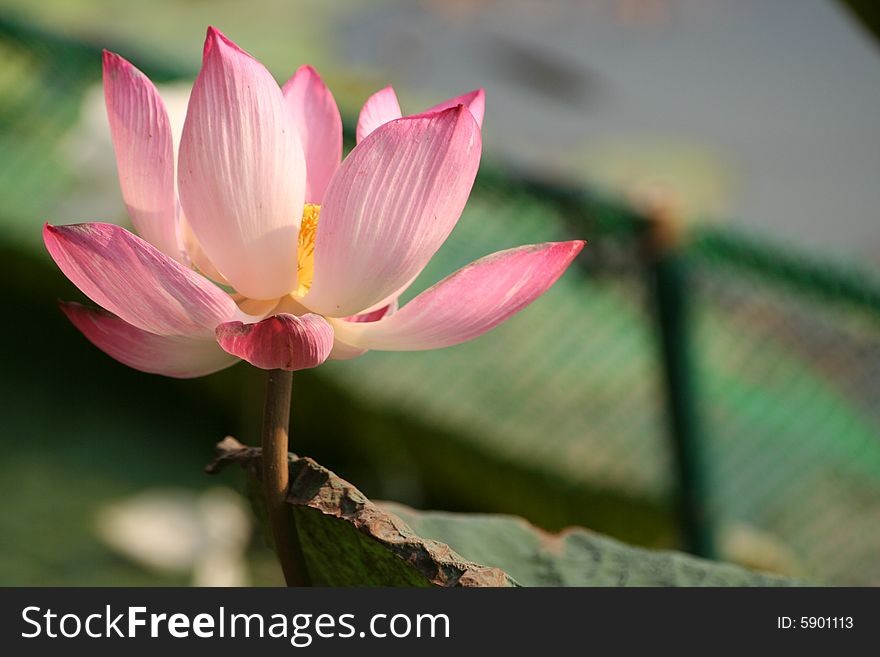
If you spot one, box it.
[640,198,716,559]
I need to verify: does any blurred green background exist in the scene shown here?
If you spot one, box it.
[1,0,879,585]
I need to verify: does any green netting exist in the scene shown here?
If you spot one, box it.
[686,243,880,583]
[1,16,878,585]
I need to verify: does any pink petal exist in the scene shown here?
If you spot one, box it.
[330,241,584,350]
[355,85,402,143]
[301,106,482,318]
[178,27,306,300]
[44,222,238,337]
[327,340,368,361]
[344,299,398,323]
[353,269,420,317]
[178,212,230,285]
[424,88,485,127]
[103,51,182,261]
[215,313,334,371]
[329,300,398,361]
[61,302,238,378]
[282,65,342,204]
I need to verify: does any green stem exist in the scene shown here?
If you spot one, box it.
[261,369,310,586]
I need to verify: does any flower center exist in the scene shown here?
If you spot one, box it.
[295,203,320,297]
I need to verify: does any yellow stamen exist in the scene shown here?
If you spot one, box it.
[295,203,320,297]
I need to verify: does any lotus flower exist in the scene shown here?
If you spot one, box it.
[44,28,583,378]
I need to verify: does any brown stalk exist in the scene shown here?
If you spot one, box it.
[261,369,309,586]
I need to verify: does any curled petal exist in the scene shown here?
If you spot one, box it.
[330,241,584,350]
[302,106,482,318]
[103,51,182,261]
[44,222,238,337]
[61,302,239,378]
[355,85,402,143]
[424,88,485,127]
[283,65,342,204]
[178,27,306,300]
[215,313,334,371]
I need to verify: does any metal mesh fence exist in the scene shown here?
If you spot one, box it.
[1,16,878,584]
[687,237,880,583]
